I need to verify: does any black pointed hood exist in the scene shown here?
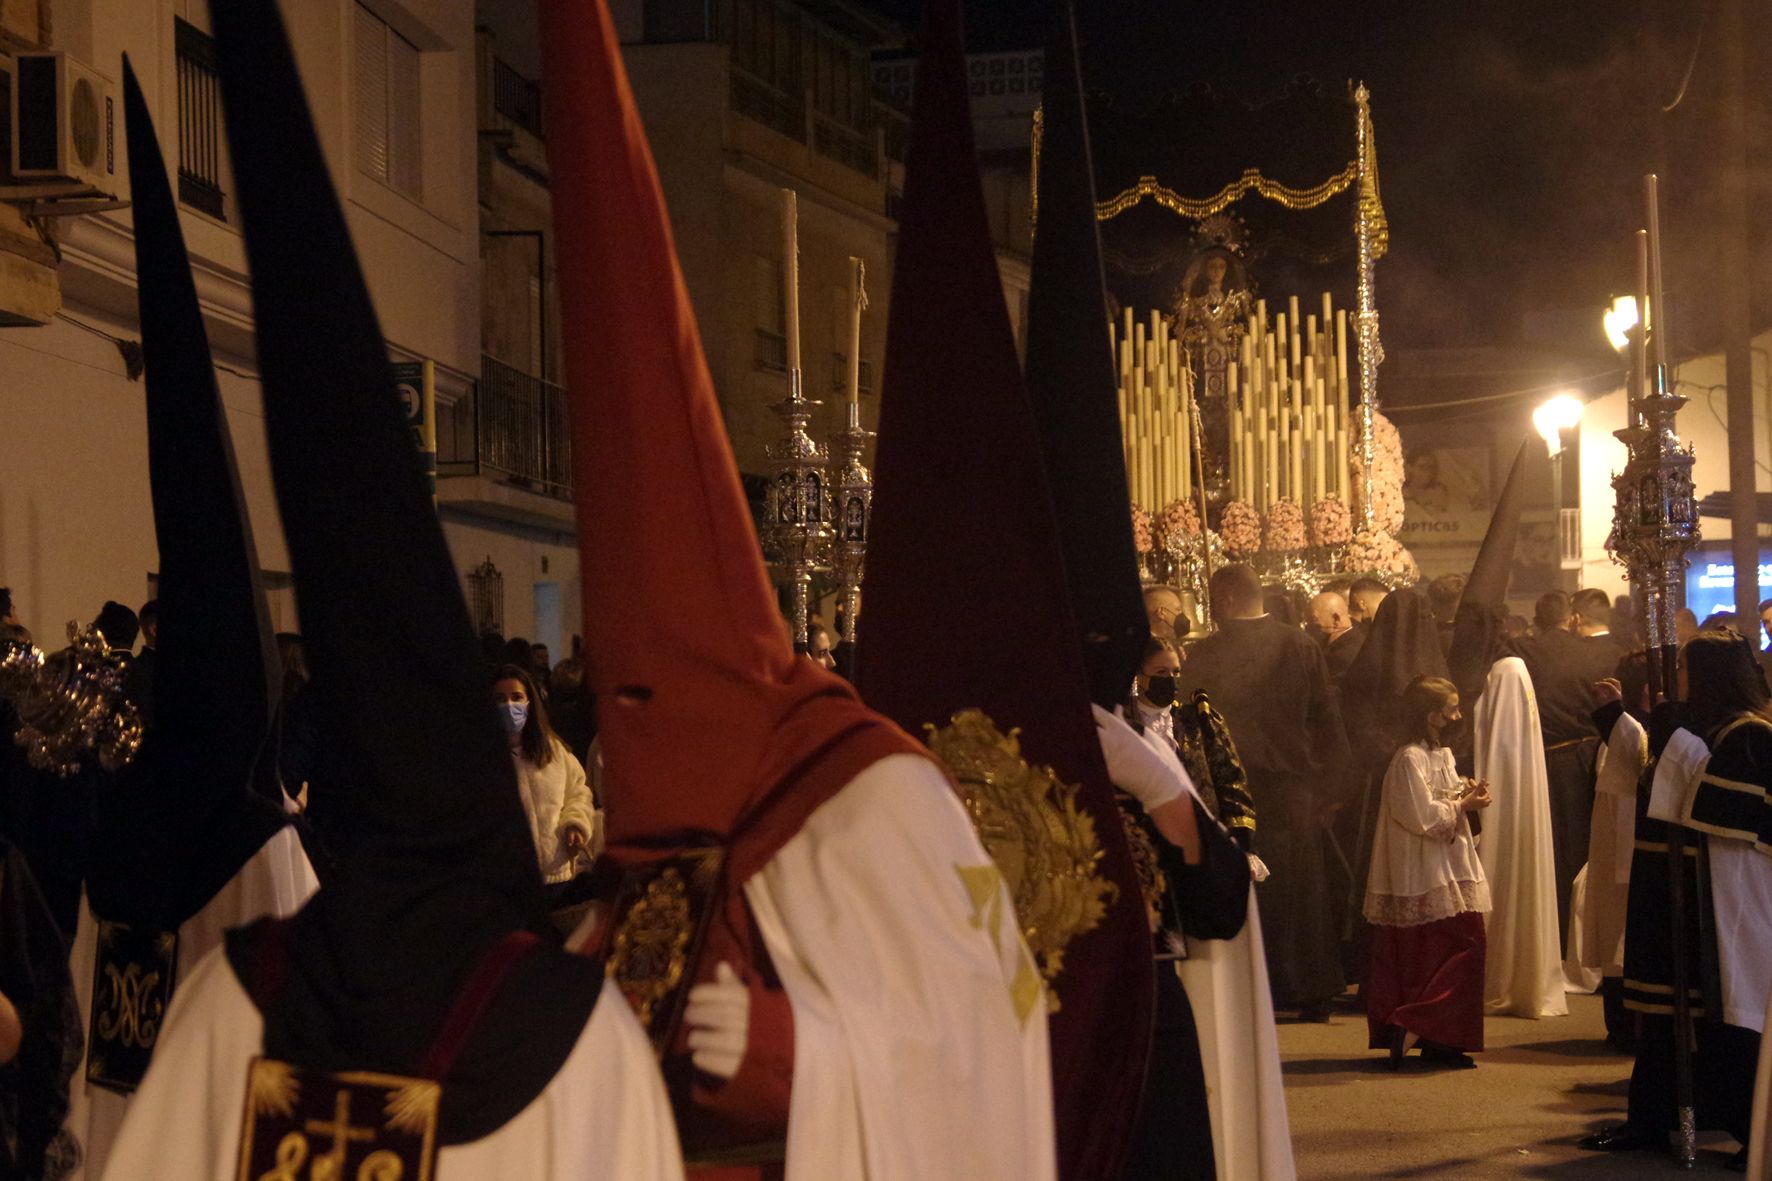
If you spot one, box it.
[1024,1,1150,709]
[1448,438,1536,703]
[210,0,599,1141]
[84,58,288,931]
[856,0,1155,1173]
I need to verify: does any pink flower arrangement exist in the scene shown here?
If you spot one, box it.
[1308,496,1353,547]
[1159,498,1201,538]
[1262,498,1306,552]
[1348,528,1419,585]
[1131,502,1154,554]
[1220,500,1262,559]
[1351,410,1407,534]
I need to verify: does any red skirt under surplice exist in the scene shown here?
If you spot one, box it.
[1365,910,1486,1052]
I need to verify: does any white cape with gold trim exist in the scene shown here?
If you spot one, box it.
[98,949,684,1181]
[66,823,318,1181]
[744,752,1057,1181]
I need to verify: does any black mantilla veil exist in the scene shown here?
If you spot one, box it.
[208,0,600,1142]
[83,60,289,932]
[1342,588,1448,748]
[1024,0,1150,711]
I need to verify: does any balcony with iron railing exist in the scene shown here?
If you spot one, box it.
[175,18,226,219]
[726,69,897,198]
[439,356,573,503]
[492,58,543,139]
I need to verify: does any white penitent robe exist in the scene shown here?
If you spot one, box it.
[98,950,685,1181]
[66,824,318,1181]
[744,753,1057,1181]
[1750,987,1772,1181]
[1127,720,1296,1181]
[1474,657,1567,1018]
[1566,709,1645,989]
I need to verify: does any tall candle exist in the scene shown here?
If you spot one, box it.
[1335,309,1351,421]
[844,257,865,415]
[780,188,802,374]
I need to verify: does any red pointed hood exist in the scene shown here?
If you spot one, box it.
[538,0,917,877]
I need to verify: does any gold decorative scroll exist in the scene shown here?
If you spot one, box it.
[926,709,1116,1013]
[1096,165,1356,221]
[1028,101,1390,258]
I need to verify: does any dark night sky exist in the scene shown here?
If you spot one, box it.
[865,0,1772,362]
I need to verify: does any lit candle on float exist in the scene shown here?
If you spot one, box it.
[780,188,802,374]
[844,256,865,416]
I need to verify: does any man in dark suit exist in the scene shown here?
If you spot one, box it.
[1181,564,1349,1019]
[1508,589,1623,943]
[1307,590,1365,685]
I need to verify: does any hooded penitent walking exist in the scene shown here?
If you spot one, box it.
[537,0,1057,1177]
[100,5,682,1175]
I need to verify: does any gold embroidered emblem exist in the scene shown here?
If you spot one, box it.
[605,848,724,1052]
[928,709,1116,1013]
[955,862,1045,1024]
[235,1057,439,1181]
[87,920,178,1093]
[1116,798,1168,934]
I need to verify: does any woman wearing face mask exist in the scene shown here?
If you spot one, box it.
[492,665,598,896]
[1128,637,1258,854]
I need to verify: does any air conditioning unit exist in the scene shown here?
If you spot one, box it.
[8,52,127,200]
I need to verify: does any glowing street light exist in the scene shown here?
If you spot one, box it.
[1533,393,1585,457]
[1603,295,1640,353]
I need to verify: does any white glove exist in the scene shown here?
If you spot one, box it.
[1092,704,1187,810]
[1246,852,1270,882]
[684,961,748,1080]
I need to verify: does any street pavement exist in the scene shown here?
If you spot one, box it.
[1278,990,1746,1178]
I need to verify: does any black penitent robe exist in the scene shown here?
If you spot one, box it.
[1509,629,1622,941]
[1621,707,1765,1145]
[1120,797,1251,1181]
[1179,615,1348,1008]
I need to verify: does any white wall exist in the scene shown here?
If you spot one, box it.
[1576,329,1772,598]
[0,0,481,640]
[439,516,581,653]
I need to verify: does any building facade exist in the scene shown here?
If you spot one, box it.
[605,0,904,478]
[0,0,581,651]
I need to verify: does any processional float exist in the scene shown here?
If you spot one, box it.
[1043,80,1420,625]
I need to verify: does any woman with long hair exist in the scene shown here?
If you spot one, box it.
[492,664,597,894]
[1365,675,1492,1069]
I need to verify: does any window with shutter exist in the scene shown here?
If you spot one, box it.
[353,3,422,200]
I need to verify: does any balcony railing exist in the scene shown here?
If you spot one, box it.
[439,356,572,500]
[811,112,876,179]
[731,68,803,141]
[493,58,543,139]
[753,328,788,374]
[175,19,226,219]
[829,353,873,397]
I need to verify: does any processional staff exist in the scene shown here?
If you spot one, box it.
[1612,173,1702,1169]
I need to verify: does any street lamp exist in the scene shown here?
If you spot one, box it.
[1602,295,1639,353]
[1535,392,1585,583]
[1533,392,1584,457]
